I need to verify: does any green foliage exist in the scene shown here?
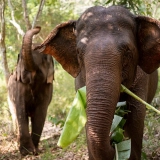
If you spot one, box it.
[93,0,160,17]
[48,115,64,127]
[3,0,88,78]
[110,103,131,159]
[47,64,75,119]
[115,102,130,117]
[111,128,124,143]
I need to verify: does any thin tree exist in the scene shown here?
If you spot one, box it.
[32,0,45,29]
[22,0,32,30]
[0,0,10,84]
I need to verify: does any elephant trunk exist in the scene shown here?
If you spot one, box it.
[21,26,41,72]
[84,43,122,160]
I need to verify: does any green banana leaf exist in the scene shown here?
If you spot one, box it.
[115,139,131,160]
[57,86,87,148]
[111,115,123,132]
[58,86,127,149]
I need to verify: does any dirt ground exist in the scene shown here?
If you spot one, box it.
[1,119,160,160]
[0,121,88,160]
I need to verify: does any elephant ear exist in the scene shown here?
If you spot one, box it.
[136,16,160,74]
[35,20,80,78]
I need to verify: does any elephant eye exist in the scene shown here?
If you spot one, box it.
[119,44,132,60]
[124,50,132,59]
[122,49,133,68]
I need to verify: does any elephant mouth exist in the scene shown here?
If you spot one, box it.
[121,71,136,89]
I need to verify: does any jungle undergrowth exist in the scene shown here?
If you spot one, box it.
[142,109,160,159]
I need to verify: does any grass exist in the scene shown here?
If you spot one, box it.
[142,109,160,159]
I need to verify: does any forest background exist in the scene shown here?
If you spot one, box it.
[0,0,160,159]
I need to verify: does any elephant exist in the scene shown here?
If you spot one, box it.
[7,26,54,156]
[35,5,159,160]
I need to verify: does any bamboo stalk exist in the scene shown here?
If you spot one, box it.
[120,84,160,114]
[115,144,119,160]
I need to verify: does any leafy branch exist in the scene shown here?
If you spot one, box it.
[8,0,25,36]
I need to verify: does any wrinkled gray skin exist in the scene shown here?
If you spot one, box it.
[8,27,54,156]
[35,6,159,160]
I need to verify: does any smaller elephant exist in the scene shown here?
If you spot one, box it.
[8,27,54,155]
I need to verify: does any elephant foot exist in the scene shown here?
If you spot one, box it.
[20,142,36,156]
[34,146,40,155]
[89,145,115,160]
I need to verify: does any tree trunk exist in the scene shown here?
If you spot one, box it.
[22,0,32,30]
[0,0,10,84]
[32,0,46,29]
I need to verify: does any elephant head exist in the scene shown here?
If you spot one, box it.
[35,6,160,160]
[16,26,54,84]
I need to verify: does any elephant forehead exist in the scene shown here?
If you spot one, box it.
[77,6,135,32]
[81,11,94,20]
[105,14,113,20]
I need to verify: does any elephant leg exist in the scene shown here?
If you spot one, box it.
[124,100,146,160]
[31,103,48,153]
[15,83,36,155]
[17,109,35,155]
[124,69,149,160]
[31,85,52,153]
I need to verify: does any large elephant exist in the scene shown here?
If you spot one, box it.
[8,27,54,155]
[35,6,159,160]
